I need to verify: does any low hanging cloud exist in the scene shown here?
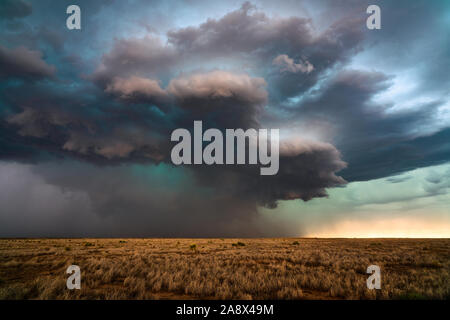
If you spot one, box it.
[0,45,55,80]
[201,137,348,208]
[61,130,166,162]
[166,1,313,57]
[2,66,347,217]
[266,138,347,203]
[168,70,268,128]
[7,107,72,138]
[0,0,32,20]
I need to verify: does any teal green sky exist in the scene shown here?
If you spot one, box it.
[262,163,450,237]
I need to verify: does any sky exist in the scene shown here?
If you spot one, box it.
[0,0,449,237]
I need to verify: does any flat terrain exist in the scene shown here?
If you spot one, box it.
[0,238,448,300]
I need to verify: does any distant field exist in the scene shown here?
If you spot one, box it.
[0,238,448,300]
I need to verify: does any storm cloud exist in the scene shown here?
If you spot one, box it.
[0,45,55,80]
[0,0,449,236]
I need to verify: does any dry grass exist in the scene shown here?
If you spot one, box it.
[0,238,448,300]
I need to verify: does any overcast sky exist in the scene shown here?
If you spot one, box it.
[0,0,449,237]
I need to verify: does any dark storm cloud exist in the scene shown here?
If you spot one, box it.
[168,1,365,98]
[90,68,348,208]
[168,70,268,129]
[0,45,55,80]
[92,35,177,86]
[94,2,364,101]
[0,0,449,236]
[2,69,270,162]
[104,70,268,128]
[0,161,294,237]
[190,138,347,209]
[1,138,343,236]
[167,2,314,57]
[341,127,450,182]
[274,139,347,201]
[0,0,32,20]
[1,81,171,165]
[2,65,347,210]
[278,69,449,181]
[165,1,363,67]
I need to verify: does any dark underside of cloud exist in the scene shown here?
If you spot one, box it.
[0,0,32,20]
[0,0,449,236]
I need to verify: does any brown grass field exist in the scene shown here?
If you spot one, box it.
[0,238,448,300]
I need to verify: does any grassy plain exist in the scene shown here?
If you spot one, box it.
[0,238,448,300]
